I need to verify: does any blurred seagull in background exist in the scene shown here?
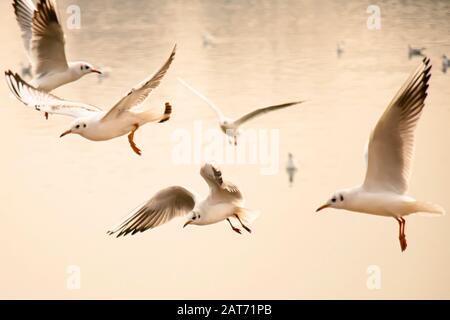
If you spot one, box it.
[286,153,298,187]
[12,0,101,119]
[107,164,259,237]
[336,42,344,58]
[5,46,176,156]
[316,58,445,252]
[178,78,304,145]
[442,54,449,73]
[408,45,426,59]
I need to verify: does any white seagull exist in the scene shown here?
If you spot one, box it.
[316,57,445,252]
[107,164,258,237]
[12,0,101,119]
[178,78,304,145]
[5,46,176,156]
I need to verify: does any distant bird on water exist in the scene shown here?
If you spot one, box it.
[286,153,298,187]
[442,54,449,73]
[408,45,426,59]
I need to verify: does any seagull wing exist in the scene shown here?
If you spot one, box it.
[233,101,304,127]
[363,57,432,194]
[5,71,101,118]
[200,164,242,202]
[101,45,176,122]
[177,78,226,121]
[30,0,69,76]
[12,0,36,59]
[107,186,196,237]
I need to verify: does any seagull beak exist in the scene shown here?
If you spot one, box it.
[316,204,330,212]
[91,69,102,74]
[60,130,72,138]
[183,220,192,228]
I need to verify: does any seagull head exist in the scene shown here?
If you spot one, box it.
[70,61,102,78]
[183,211,203,228]
[316,189,351,212]
[60,118,91,138]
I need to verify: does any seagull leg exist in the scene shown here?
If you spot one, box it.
[45,112,49,120]
[234,214,251,233]
[400,217,407,251]
[396,218,407,252]
[227,218,241,234]
[234,136,238,146]
[128,124,142,156]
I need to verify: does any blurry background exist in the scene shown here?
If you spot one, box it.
[0,0,449,299]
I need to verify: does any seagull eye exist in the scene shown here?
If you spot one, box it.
[75,125,80,129]
[192,216,196,220]
[83,124,87,128]
[331,198,336,203]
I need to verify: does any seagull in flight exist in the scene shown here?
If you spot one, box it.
[5,46,176,156]
[316,58,445,252]
[107,164,259,237]
[178,78,304,145]
[12,0,101,119]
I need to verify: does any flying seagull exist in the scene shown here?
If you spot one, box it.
[5,46,176,156]
[316,57,445,252]
[12,0,101,119]
[107,164,259,237]
[178,78,304,145]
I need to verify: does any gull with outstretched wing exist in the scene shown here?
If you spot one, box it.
[107,164,259,237]
[316,58,445,252]
[5,46,176,155]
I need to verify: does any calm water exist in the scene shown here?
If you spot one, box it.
[0,0,449,298]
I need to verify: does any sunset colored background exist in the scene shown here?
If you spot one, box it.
[0,0,449,299]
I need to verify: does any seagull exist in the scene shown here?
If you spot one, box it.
[107,164,259,237]
[12,0,101,119]
[408,45,426,59]
[442,55,449,73]
[5,46,176,156]
[336,42,344,58]
[178,78,304,145]
[286,153,298,187]
[316,57,445,252]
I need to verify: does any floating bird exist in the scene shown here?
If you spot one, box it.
[408,45,426,59]
[442,54,449,73]
[286,153,298,187]
[12,0,101,119]
[107,164,258,237]
[178,78,304,145]
[316,58,445,252]
[336,42,344,58]
[5,46,176,156]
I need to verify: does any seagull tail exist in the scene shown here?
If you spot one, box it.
[413,201,446,217]
[236,207,260,225]
[158,102,172,123]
